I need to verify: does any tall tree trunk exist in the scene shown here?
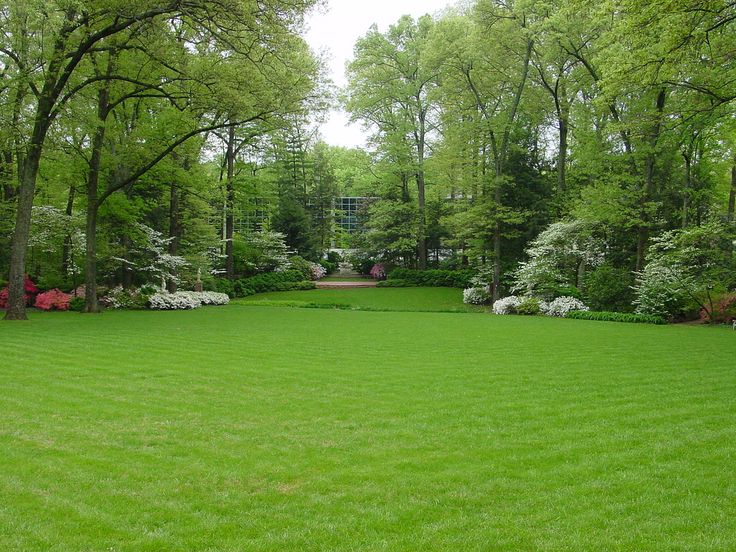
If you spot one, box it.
[682,152,691,228]
[415,108,428,270]
[493,166,503,302]
[635,88,667,273]
[1,151,15,202]
[225,123,236,280]
[83,129,106,312]
[167,158,182,292]
[557,82,569,194]
[728,154,736,222]
[416,170,427,270]
[62,183,77,278]
[4,11,82,319]
[5,143,43,320]
[83,71,112,313]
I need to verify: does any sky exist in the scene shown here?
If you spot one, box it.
[304,0,453,149]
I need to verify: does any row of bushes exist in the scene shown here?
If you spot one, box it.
[386,268,475,288]
[376,279,417,288]
[212,270,315,298]
[566,310,667,325]
[148,291,230,310]
[490,295,590,317]
[481,293,667,324]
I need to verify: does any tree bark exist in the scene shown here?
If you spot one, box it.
[83,63,113,313]
[416,107,428,270]
[635,88,667,273]
[5,145,43,320]
[225,123,236,280]
[728,154,736,222]
[5,11,83,319]
[62,183,77,278]
[1,151,14,202]
[167,171,181,293]
[557,81,569,193]
[83,118,107,313]
[416,169,428,270]
[493,166,503,302]
[682,152,691,228]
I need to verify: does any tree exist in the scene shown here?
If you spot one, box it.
[346,15,438,269]
[1,0,319,319]
[430,3,535,299]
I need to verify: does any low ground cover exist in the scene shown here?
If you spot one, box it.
[236,286,483,312]
[2,299,735,550]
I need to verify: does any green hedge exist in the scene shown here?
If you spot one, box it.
[566,310,667,325]
[376,279,419,288]
[214,271,314,298]
[387,269,474,288]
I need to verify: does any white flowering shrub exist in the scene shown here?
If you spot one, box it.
[463,287,491,305]
[243,231,291,273]
[29,205,86,278]
[148,292,202,310]
[632,223,735,319]
[309,262,327,281]
[102,286,144,309]
[546,296,589,317]
[111,224,188,287]
[492,296,521,315]
[633,263,687,318]
[177,291,230,306]
[511,220,605,298]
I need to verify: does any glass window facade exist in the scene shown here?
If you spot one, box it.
[335,197,369,233]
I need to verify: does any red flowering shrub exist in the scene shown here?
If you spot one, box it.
[34,289,72,311]
[700,292,736,324]
[0,276,38,309]
[24,276,38,295]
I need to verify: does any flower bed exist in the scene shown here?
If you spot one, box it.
[492,296,521,315]
[463,287,491,305]
[34,289,72,311]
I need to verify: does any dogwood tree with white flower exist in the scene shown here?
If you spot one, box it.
[512,220,605,298]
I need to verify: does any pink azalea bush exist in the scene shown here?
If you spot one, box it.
[0,276,39,309]
[370,263,386,280]
[309,261,327,281]
[34,289,72,311]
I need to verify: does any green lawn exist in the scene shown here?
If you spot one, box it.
[237,286,484,312]
[2,298,735,551]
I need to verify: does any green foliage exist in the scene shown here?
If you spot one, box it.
[319,260,337,275]
[699,292,736,324]
[516,297,542,316]
[566,311,667,325]
[67,297,86,312]
[634,222,736,319]
[376,279,419,288]
[224,270,313,297]
[213,279,235,298]
[387,269,475,288]
[35,274,73,293]
[512,220,604,298]
[360,200,418,265]
[584,264,635,312]
[349,254,377,276]
[272,196,317,260]
[288,256,313,281]
[241,231,291,276]
[325,251,342,265]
